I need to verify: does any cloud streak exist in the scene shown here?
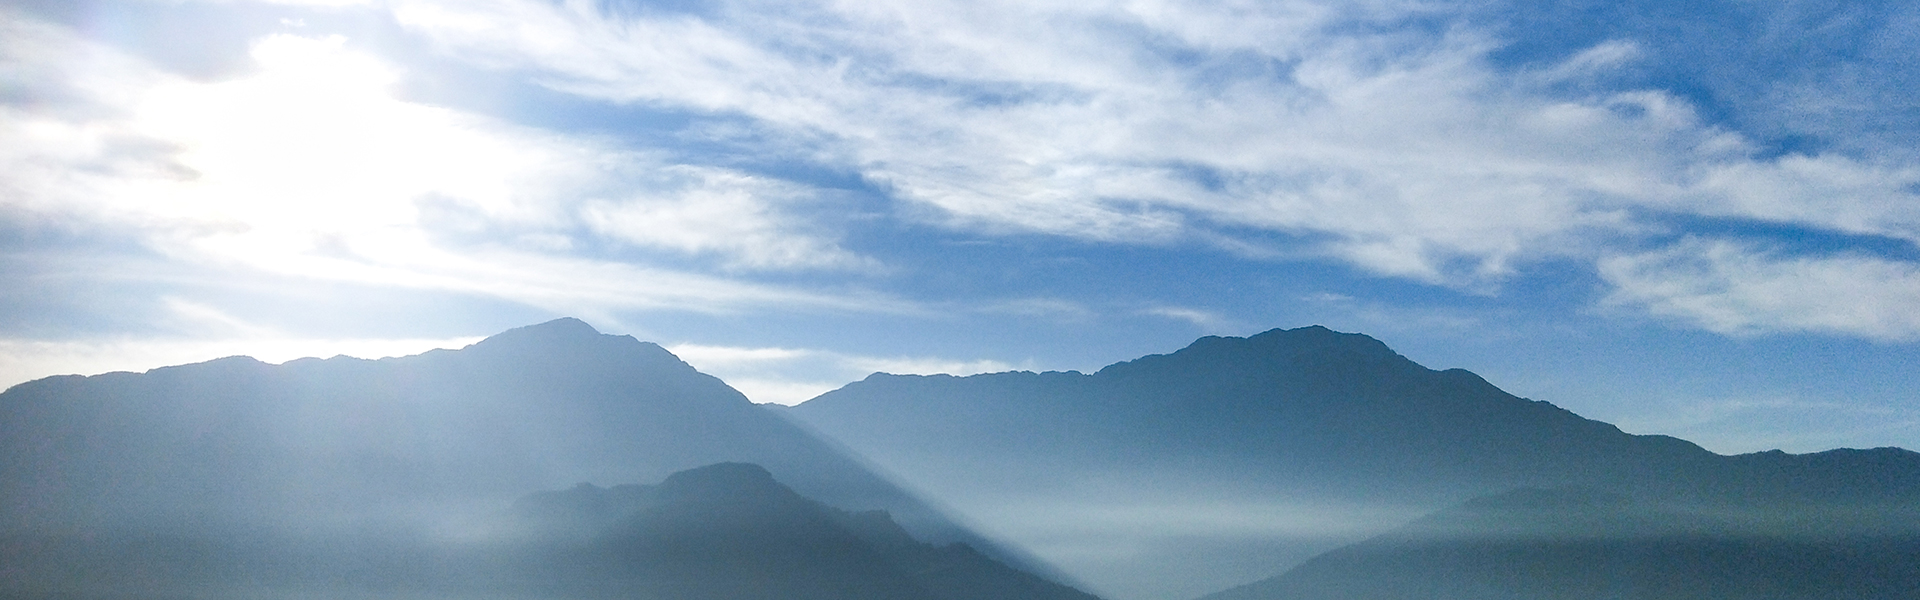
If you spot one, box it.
[385,0,1920,316]
[7,0,1919,354]
[1,17,896,323]
[1600,238,1920,341]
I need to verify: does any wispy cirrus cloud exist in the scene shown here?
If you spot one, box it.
[1140,306,1231,331]
[1600,238,1920,341]
[578,166,875,271]
[387,0,1920,306]
[9,0,1920,354]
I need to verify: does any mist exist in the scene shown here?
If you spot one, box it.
[788,327,1920,600]
[0,319,1076,599]
[5,320,1918,600]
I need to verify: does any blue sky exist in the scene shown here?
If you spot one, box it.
[3,0,1917,454]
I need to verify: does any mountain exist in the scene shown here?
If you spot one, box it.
[0,318,1072,596]
[1199,487,1920,600]
[2,461,1103,600]
[787,326,1920,600]
[501,462,1102,600]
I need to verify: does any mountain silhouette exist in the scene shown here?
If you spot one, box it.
[0,318,1073,597]
[498,462,1102,600]
[789,325,1920,600]
[7,320,1915,600]
[1199,486,1920,600]
[0,461,1102,600]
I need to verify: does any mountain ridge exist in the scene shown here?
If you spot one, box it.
[5,320,1913,600]
[512,462,1103,600]
[789,324,1920,600]
[1199,484,1920,600]
[0,318,1074,593]
[1,460,1104,600]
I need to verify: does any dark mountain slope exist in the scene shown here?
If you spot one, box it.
[0,318,1066,593]
[1,462,1103,600]
[507,463,1101,600]
[789,325,1920,600]
[797,327,1715,497]
[1200,487,1920,600]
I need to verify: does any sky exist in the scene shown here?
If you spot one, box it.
[2,0,1917,455]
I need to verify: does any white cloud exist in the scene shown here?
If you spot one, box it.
[579,167,873,271]
[15,1,1920,344]
[157,297,279,338]
[1527,39,1643,84]
[1691,155,1920,243]
[0,15,886,319]
[376,0,1920,336]
[1599,239,1920,341]
[386,0,1917,283]
[1140,306,1230,330]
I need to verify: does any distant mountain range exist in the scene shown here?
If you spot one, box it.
[788,325,1920,600]
[1199,486,1920,600]
[3,320,1916,600]
[0,318,1082,598]
[499,462,1099,600]
[3,460,1095,600]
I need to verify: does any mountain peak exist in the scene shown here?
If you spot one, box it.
[1221,325,1411,368]
[1166,325,1401,360]
[477,317,605,346]
[649,462,817,514]
[463,317,691,373]
[1244,325,1397,355]
[1095,325,1410,381]
[659,462,781,493]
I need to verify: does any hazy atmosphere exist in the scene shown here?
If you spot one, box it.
[6,0,1920,458]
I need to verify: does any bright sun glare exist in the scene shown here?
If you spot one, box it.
[128,34,558,277]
